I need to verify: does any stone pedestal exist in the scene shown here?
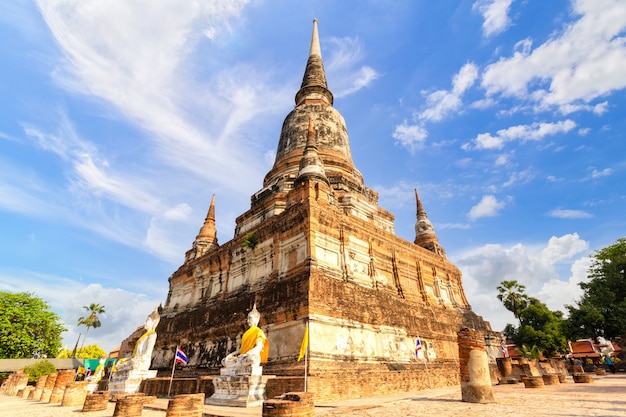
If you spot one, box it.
[109,369,157,394]
[206,365,275,407]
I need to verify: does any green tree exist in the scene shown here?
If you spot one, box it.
[77,303,105,355]
[0,291,66,358]
[58,344,106,359]
[498,287,567,358]
[497,280,530,319]
[562,303,604,341]
[513,298,567,357]
[23,360,57,383]
[565,237,626,339]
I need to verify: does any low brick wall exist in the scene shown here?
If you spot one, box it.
[61,381,89,407]
[263,392,314,417]
[83,390,110,412]
[166,393,205,417]
[40,373,57,402]
[49,369,75,403]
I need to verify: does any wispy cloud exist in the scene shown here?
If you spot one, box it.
[473,0,516,38]
[392,120,428,153]
[548,209,593,219]
[419,63,479,122]
[590,168,613,179]
[465,120,576,150]
[468,194,505,220]
[325,36,380,98]
[481,0,626,113]
[37,0,273,195]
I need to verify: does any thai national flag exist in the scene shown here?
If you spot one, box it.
[501,345,508,358]
[175,346,189,364]
[415,337,422,358]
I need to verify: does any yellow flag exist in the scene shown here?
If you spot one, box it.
[298,324,309,361]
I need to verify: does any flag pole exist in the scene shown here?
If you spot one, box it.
[304,322,309,392]
[167,346,177,398]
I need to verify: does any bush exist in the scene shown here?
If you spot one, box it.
[23,360,57,383]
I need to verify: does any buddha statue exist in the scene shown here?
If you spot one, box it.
[115,306,160,373]
[222,304,269,368]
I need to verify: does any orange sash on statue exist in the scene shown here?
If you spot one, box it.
[240,326,269,364]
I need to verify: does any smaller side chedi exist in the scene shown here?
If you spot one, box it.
[206,304,275,407]
[151,19,496,401]
[109,306,160,393]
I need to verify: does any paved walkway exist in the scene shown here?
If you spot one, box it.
[2,373,625,416]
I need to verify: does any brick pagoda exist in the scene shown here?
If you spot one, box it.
[151,19,492,400]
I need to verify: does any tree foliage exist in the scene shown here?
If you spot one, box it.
[77,303,105,355]
[58,344,106,359]
[513,298,567,357]
[497,281,567,357]
[23,360,57,383]
[564,237,626,340]
[497,280,529,319]
[0,291,66,359]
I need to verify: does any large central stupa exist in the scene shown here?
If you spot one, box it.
[151,19,493,400]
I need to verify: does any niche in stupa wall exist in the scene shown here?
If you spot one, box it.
[167,273,197,309]
[278,232,307,278]
[314,231,341,269]
[345,235,371,286]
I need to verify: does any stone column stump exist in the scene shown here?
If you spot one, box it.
[40,372,57,402]
[61,381,89,407]
[263,392,314,417]
[557,373,567,383]
[113,394,145,417]
[542,374,560,385]
[573,373,594,383]
[458,328,495,403]
[166,393,205,417]
[4,371,29,396]
[82,390,110,412]
[522,376,544,388]
[595,368,606,375]
[19,386,35,398]
[29,375,48,400]
[49,369,75,403]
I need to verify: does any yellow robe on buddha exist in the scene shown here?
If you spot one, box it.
[240,326,269,364]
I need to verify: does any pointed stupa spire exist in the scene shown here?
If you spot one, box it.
[186,194,219,261]
[414,189,445,258]
[295,118,329,185]
[196,194,217,241]
[295,19,334,106]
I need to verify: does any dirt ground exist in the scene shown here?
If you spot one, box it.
[1,373,624,417]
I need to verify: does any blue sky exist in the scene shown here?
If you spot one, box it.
[1,0,625,354]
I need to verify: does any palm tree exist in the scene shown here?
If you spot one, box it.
[497,280,529,319]
[77,303,105,356]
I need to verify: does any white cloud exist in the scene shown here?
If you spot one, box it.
[473,0,515,38]
[392,120,428,152]
[418,63,478,122]
[482,0,626,113]
[454,233,589,331]
[468,194,505,220]
[325,36,380,98]
[467,119,577,150]
[37,0,271,195]
[548,209,593,219]
[590,168,613,179]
